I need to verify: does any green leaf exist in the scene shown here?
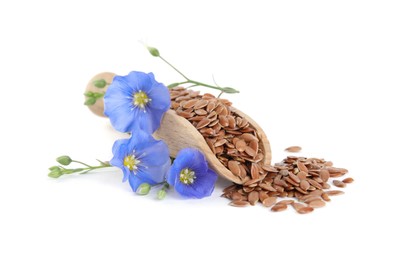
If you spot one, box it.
[84,97,97,106]
[93,79,107,88]
[93,92,104,98]
[84,91,94,97]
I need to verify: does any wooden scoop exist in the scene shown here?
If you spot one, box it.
[154,109,271,184]
[86,72,272,184]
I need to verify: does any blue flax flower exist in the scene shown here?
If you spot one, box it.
[104,71,170,133]
[167,148,217,199]
[110,128,170,192]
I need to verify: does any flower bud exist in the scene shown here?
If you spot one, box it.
[56,155,72,166]
[48,169,63,178]
[157,189,167,200]
[222,87,239,94]
[136,183,151,195]
[93,79,107,88]
[167,83,180,89]
[147,46,160,57]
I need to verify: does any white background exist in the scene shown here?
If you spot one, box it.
[1,0,398,259]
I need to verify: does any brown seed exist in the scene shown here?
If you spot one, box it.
[206,101,216,112]
[297,171,308,180]
[259,183,277,192]
[249,140,259,153]
[228,161,241,176]
[248,191,259,205]
[271,203,288,212]
[320,169,330,182]
[285,146,302,153]
[297,162,308,173]
[277,200,294,205]
[229,200,250,207]
[292,203,306,211]
[193,99,208,109]
[262,197,277,207]
[227,115,236,129]
[325,190,345,196]
[259,191,269,202]
[300,180,310,191]
[238,164,248,179]
[241,133,258,142]
[235,139,247,152]
[196,118,211,129]
[289,172,301,183]
[308,199,326,208]
[182,99,198,108]
[321,193,331,202]
[297,207,314,214]
[231,192,244,201]
[308,179,323,189]
[333,180,346,188]
[244,146,256,157]
[342,177,354,184]
[262,165,278,173]
[219,115,229,127]
[214,139,227,147]
[250,163,260,179]
[194,109,207,115]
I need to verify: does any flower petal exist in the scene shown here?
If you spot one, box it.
[147,83,171,111]
[136,159,170,184]
[128,174,146,192]
[174,148,208,173]
[174,168,217,199]
[125,71,153,93]
[137,139,170,167]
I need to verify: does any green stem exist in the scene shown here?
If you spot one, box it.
[159,56,189,80]
[71,160,92,168]
[151,47,239,95]
[79,165,112,174]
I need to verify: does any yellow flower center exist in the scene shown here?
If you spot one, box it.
[123,155,140,171]
[133,91,151,109]
[179,168,196,185]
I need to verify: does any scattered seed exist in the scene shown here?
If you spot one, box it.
[333,180,346,188]
[262,197,277,207]
[308,199,326,208]
[229,200,250,207]
[325,190,345,196]
[285,146,302,153]
[342,177,354,184]
[271,203,288,212]
[297,207,314,214]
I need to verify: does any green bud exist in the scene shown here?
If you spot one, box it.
[93,79,107,88]
[222,87,240,94]
[56,155,72,166]
[48,170,63,178]
[147,46,160,57]
[157,189,167,200]
[84,97,96,106]
[167,83,180,89]
[49,166,61,171]
[136,183,151,195]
